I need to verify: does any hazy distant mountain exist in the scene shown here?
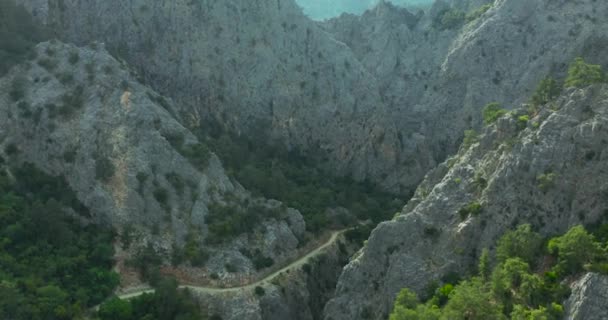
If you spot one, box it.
[295,0,433,20]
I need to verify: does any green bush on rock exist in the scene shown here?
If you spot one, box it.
[564,57,605,88]
[530,77,561,107]
[483,102,508,125]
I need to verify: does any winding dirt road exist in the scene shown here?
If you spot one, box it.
[117,229,346,300]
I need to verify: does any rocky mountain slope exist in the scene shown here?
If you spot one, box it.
[324,84,608,319]
[322,0,608,189]
[7,0,608,319]
[566,273,608,320]
[20,0,608,197]
[0,40,306,280]
[22,0,415,193]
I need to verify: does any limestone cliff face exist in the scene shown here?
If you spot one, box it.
[21,0,608,195]
[565,273,608,320]
[322,0,608,192]
[324,84,608,319]
[21,0,412,192]
[0,41,305,277]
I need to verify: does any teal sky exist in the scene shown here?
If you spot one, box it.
[295,0,434,20]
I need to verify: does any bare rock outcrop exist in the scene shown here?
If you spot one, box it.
[565,273,608,320]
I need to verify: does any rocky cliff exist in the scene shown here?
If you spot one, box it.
[0,40,306,279]
[9,0,608,318]
[565,273,608,320]
[21,0,418,193]
[20,0,608,196]
[324,83,608,319]
[322,0,608,191]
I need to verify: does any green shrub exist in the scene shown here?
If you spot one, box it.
[496,224,542,265]
[4,143,18,155]
[254,286,266,296]
[58,72,74,85]
[302,263,312,274]
[136,172,148,183]
[63,149,77,163]
[85,62,96,81]
[165,172,185,196]
[103,65,113,75]
[98,276,202,320]
[472,171,487,191]
[0,0,49,76]
[516,115,529,130]
[68,51,80,65]
[37,57,57,71]
[128,244,163,282]
[466,4,493,22]
[59,86,85,117]
[462,130,479,150]
[95,155,116,182]
[121,224,135,249]
[478,248,491,280]
[98,297,133,320]
[225,263,237,273]
[206,202,285,243]
[182,233,208,267]
[536,172,557,192]
[482,102,507,125]
[136,172,148,195]
[530,77,561,107]
[435,9,466,30]
[564,57,605,88]
[252,252,274,270]
[17,101,31,118]
[153,188,170,210]
[9,75,26,101]
[180,143,211,171]
[548,225,602,275]
[458,201,482,220]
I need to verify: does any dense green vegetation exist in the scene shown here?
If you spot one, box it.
[164,131,212,172]
[458,201,482,220]
[530,77,561,108]
[564,57,606,88]
[461,130,479,150]
[434,9,466,30]
[202,129,405,234]
[206,201,286,243]
[98,277,204,320]
[389,224,608,320]
[466,4,493,22]
[482,102,508,125]
[434,4,493,30]
[0,0,49,76]
[0,163,118,319]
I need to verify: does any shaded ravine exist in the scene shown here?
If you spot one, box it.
[116,229,348,300]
